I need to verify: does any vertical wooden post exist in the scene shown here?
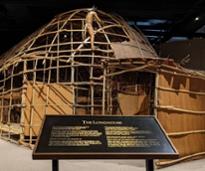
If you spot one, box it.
[29,59,37,146]
[44,56,52,116]
[0,70,6,137]
[8,65,14,140]
[20,60,27,144]
[102,63,106,115]
[154,73,159,117]
[70,23,75,115]
[56,20,60,84]
[90,51,95,115]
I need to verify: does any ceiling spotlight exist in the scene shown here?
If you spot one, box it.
[195,17,199,21]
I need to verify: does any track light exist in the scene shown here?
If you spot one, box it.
[195,17,199,21]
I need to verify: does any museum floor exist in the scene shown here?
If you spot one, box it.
[0,139,204,171]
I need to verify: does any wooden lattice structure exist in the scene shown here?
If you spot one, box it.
[0,8,157,146]
[0,8,204,167]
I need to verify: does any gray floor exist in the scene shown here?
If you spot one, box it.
[0,139,204,171]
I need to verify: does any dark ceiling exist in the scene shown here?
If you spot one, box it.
[0,0,205,55]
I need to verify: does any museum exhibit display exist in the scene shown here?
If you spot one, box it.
[0,8,204,167]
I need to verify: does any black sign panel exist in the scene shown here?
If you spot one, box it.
[33,115,178,159]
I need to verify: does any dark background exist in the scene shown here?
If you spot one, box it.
[0,0,205,55]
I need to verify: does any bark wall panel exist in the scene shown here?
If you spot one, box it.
[158,90,205,111]
[170,134,205,156]
[23,81,73,136]
[157,72,205,166]
[117,93,149,115]
[157,111,205,133]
